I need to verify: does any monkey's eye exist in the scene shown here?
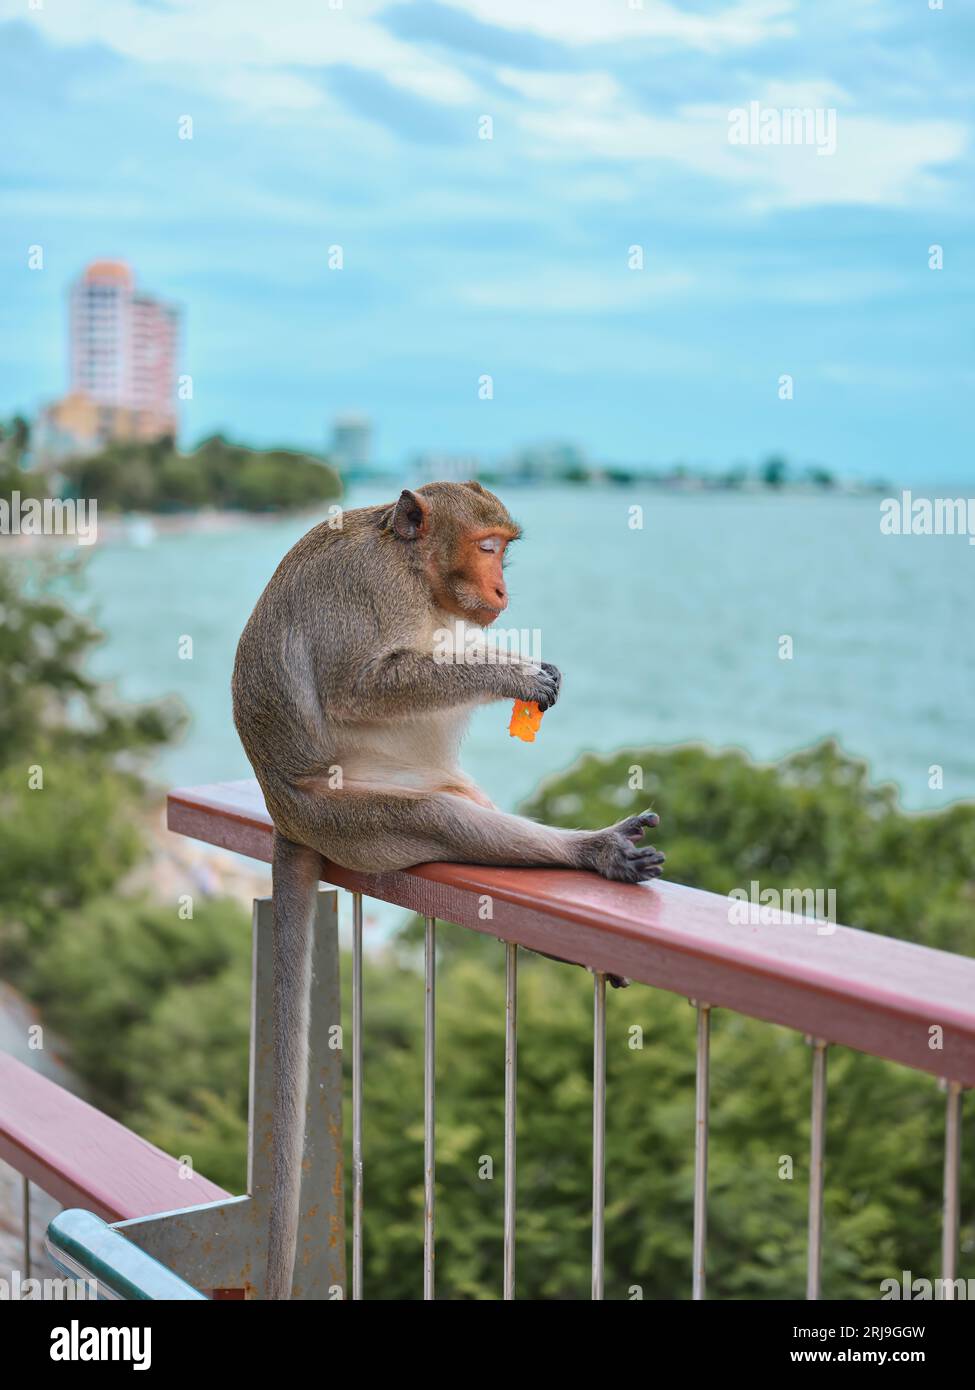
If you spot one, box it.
[478,537,501,553]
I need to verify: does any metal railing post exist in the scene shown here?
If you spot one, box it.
[423,916,436,1300]
[940,1079,963,1298]
[22,1175,31,1280]
[592,970,607,1300]
[351,891,364,1300]
[806,1037,829,1300]
[691,1001,711,1300]
[503,942,518,1300]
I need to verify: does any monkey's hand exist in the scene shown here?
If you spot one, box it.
[507,660,562,712]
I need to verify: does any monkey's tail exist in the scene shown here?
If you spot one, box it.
[266,832,322,1300]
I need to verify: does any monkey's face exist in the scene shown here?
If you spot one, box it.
[392,482,521,627]
[440,527,516,626]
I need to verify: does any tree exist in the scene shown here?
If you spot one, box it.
[0,553,183,965]
[0,414,34,491]
[805,464,835,489]
[59,436,341,512]
[761,455,789,488]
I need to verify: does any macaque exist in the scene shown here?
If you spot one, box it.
[231,480,664,1299]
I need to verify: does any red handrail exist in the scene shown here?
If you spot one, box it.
[168,780,975,1085]
[0,1054,228,1221]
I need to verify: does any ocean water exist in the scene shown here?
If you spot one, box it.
[82,486,975,815]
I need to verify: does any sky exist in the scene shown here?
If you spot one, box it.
[1,0,972,481]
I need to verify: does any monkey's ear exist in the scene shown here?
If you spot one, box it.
[391,489,429,540]
[463,480,485,494]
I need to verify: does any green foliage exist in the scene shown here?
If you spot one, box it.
[0,556,250,1188]
[347,945,961,1300]
[59,434,341,513]
[0,554,182,973]
[761,454,788,487]
[0,554,180,769]
[21,894,251,1192]
[0,415,32,493]
[0,757,143,952]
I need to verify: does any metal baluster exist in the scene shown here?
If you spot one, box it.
[806,1037,828,1300]
[503,942,518,1300]
[592,970,607,1300]
[941,1079,963,1299]
[351,891,364,1301]
[423,916,436,1300]
[22,1176,31,1280]
[691,1001,712,1300]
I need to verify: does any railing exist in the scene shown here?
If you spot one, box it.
[46,1210,206,1300]
[163,778,974,1301]
[1,777,970,1299]
[0,1050,230,1296]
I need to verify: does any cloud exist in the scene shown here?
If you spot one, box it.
[443,0,798,51]
[1,0,478,106]
[1,0,799,121]
[496,67,623,108]
[382,0,569,69]
[509,74,968,210]
[5,2,967,213]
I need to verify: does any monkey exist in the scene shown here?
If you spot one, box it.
[231,480,664,1299]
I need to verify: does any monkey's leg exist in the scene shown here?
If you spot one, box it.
[285,786,664,884]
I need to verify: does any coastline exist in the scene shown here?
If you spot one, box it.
[0,502,331,551]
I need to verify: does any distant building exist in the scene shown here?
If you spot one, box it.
[33,392,167,464]
[412,453,481,484]
[36,260,180,464]
[500,441,590,482]
[329,414,372,474]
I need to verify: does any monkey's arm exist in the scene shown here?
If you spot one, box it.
[339,648,560,719]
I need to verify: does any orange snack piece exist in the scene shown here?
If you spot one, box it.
[508,699,544,743]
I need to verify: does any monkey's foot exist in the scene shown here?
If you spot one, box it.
[585,810,665,884]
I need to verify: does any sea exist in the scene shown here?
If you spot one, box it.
[80,485,975,816]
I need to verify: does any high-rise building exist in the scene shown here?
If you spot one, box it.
[67,260,179,426]
[69,259,133,408]
[329,413,372,474]
[129,290,180,422]
[36,261,181,464]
